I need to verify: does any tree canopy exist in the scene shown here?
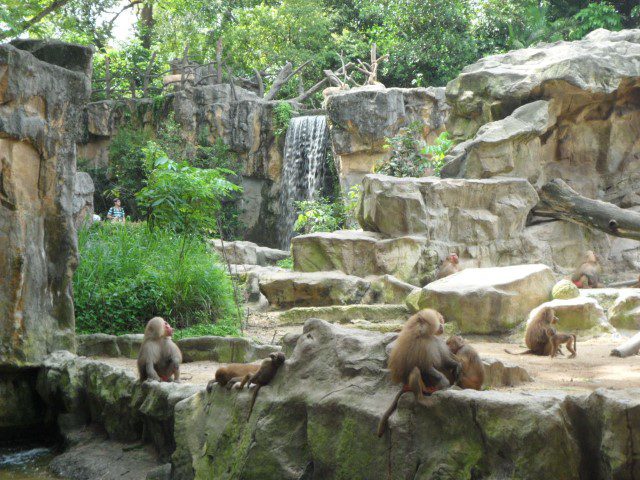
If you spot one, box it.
[2,0,637,97]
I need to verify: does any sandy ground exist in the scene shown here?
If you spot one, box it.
[95,326,640,394]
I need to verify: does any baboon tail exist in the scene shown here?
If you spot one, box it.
[246,385,261,420]
[504,349,534,355]
[377,389,404,438]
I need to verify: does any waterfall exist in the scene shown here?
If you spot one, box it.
[276,115,329,249]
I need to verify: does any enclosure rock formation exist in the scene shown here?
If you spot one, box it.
[530,297,612,332]
[209,239,289,266]
[443,29,640,207]
[166,319,640,480]
[326,86,449,191]
[0,41,91,366]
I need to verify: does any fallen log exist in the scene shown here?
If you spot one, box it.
[610,332,640,357]
[534,179,640,240]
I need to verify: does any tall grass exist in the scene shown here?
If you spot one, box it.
[74,222,239,336]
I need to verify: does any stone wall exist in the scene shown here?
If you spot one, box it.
[0,41,91,366]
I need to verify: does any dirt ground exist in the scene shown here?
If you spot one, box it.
[96,323,640,394]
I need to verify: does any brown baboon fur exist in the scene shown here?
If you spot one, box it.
[137,317,182,382]
[545,327,577,359]
[505,306,558,356]
[436,253,460,280]
[238,352,286,419]
[377,309,461,437]
[571,250,604,288]
[206,363,262,392]
[446,336,484,390]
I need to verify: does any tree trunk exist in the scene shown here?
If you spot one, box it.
[610,332,640,358]
[534,179,640,240]
[139,1,154,50]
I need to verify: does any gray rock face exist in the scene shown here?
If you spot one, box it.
[444,29,640,205]
[326,86,448,190]
[73,171,95,227]
[0,42,91,365]
[409,264,556,333]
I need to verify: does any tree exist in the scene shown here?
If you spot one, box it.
[136,141,241,244]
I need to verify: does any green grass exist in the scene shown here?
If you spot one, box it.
[74,222,241,336]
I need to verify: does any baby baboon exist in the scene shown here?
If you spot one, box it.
[436,253,460,280]
[545,327,577,359]
[206,363,261,392]
[238,352,286,419]
[571,251,603,288]
[505,306,558,356]
[377,309,461,437]
[137,317,182,382]
[446,336,484,390]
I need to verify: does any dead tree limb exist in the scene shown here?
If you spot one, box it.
[534,179,640,240]
[263,62,292,101]
[610,332,640,357]
[254,68,264,97]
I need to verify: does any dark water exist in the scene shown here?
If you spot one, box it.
[0,444,62,480]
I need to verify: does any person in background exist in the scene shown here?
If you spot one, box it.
[107,198,126,223]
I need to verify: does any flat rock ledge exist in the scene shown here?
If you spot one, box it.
[38,321,640,480]
[77,334,280,362]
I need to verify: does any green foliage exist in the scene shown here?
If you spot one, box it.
[570,2,623,39]
[273,102,294,138]
[423,132,454,176]
[376,126,453,178]
[276,257,294,270]
[74,223,239,335]
[294,185,361,234]
[136,142,241,237]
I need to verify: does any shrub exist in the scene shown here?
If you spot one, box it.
[293,185,361,234]
[375,126,453,178]
[273,101,294,138]
[74,223,239,335]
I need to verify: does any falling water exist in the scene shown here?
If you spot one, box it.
[277,115,330,249]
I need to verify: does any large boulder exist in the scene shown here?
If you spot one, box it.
[408,264,555,333]
[258,270,372,309]
[209,239,289,266]
[278,304,409,326]
[529,298,612,332]
[291,230,438,286]
[443,29,640,205]
[326,86,448,191]
[608,290,640,329]
[358,174,538,242]
[0,41,92,365]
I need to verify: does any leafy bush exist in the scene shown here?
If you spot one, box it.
[293,185,361,234]
[74,223,239,336]
[136,141,241,238]
[570,2,623,39]
[375,126,453,178]
[276,258,294,269]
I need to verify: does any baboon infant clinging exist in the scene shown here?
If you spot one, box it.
[571,250,603,288]
[377,309,461,437]
[137,317,182,382]
[446,336,484,390]
[505,306,558,356]
[545,327,577,359]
